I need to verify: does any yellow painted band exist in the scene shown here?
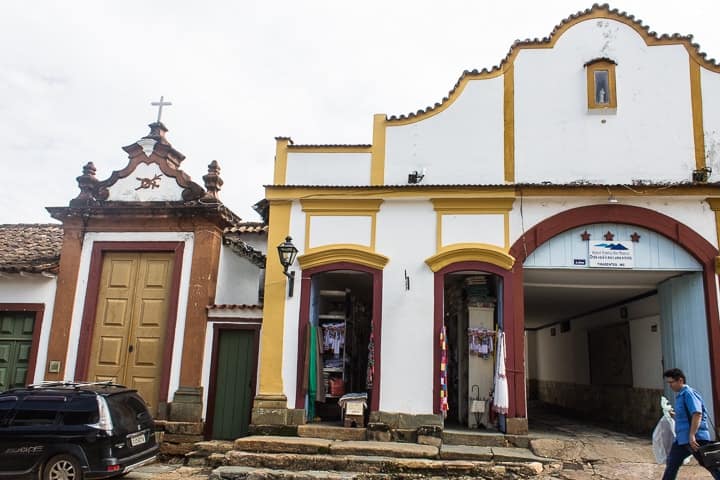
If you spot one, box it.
[690,59,706,170]
[371,114,386,185]
[425,243,515,272]
[504,65,514,183]
[258,200,292,397]
[301,199,383,213]
[273,138,291,185]
[432,197,515,212]
[298,245,389,271]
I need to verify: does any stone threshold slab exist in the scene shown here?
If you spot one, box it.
[233,436,333,454]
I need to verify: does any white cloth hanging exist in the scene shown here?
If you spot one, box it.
[493,330,509,415]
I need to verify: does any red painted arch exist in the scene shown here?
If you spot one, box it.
[294,262,383,412]
[508,204,720,418]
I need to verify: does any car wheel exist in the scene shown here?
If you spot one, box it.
[43,454,83,480]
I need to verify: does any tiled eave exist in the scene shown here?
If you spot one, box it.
[223,236,266,268]
[0,224,62,276]
[264,182,720,199]
[206,304,263,320]
[224,222,268,235]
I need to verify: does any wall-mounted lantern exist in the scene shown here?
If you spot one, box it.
[277,236,298,297]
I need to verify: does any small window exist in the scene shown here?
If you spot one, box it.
[585,58,617,110]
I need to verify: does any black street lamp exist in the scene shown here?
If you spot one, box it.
[277,236,298,297]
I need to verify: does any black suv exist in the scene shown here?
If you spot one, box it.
[0,382,159,479]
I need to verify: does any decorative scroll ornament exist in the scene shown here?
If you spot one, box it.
[135,174,162,190]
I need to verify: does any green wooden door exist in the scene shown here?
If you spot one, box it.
[211,329,255,440]
[0,313,34,391]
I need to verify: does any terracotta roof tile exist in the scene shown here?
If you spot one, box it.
[223,236,266,268]
[224,222,268,234]
[0,224,63,274]
[288,144,372,149]
[206,304,263,310]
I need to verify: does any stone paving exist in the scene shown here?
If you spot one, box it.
[126,409,717,479]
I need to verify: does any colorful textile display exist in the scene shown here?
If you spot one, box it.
[367,320,375,389]
[468,328,495,359]
[493,330,509,415]
[321,323,345,355]
[440,325,449,418]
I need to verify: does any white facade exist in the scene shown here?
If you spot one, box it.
[264,6,720,427]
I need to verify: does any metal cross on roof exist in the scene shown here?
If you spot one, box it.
[151,96,172,123]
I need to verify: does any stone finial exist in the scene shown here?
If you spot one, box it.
[201,160,223,203]
[70,162,99,206]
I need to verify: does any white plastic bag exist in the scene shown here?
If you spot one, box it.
[653,396,676,464]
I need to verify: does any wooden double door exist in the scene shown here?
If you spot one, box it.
[87,252,174,415]
[0,313,34,391]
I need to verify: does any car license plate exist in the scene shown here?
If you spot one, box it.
[129,432,146,447]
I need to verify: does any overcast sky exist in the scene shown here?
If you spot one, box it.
[2,1,719,224]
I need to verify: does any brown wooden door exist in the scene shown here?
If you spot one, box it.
[87,252,173,415]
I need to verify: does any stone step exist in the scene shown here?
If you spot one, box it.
[442,429,507,447]
[298,424,367,441]
[234,435,334,454]
[224,451,548,477]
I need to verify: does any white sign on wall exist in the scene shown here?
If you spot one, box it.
[588,241,634,268]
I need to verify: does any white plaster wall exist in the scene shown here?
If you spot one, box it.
[384,77,505,185]
[215,246,262,305]
[701,67,720,183]
[64,231,194,405]
[309,216,372,248]
[374,200,437,413]
[285,153,371,185]
[528,294,662,389]
[509,197,718,251]
[106,163,185,201]
[515,20,695,184]
[240,235,267,254]
[0,276,57,384]
[442,214,504,248]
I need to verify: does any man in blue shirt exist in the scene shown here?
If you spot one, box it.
[662,368,720,479]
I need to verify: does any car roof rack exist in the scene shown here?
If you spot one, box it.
[27,381,127,389]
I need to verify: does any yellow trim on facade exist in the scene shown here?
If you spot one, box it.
[298,245,389,271]
[504,65,515,183]
[266,185,720,201]
[273,138,291,185]
[301,199,384,213]
[258,200,292,397]
[300,199,383,252]
[431,197,515,213]
[425,243,515,272]
[586,60,617,110]
[705,198,720,250]
[690,59,707,170]
[371,114,387,185]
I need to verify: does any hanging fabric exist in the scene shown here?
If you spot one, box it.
[366,319,375,389]
[493,330,509,415]
[467,328,495,359]
[440,325,449,418]
[307,325,317,420]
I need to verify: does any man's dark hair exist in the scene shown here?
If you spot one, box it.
[664,368,686,382]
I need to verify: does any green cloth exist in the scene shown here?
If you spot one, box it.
[308,325,317,421]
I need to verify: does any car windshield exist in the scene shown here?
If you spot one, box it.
[106,393,151,433]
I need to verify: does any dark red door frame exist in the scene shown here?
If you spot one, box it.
[432,263,514,415]
[74,241,184,405]
[508,204,720,419]
[0,303,45,386]
[295,262,383,412]
[204,322,261,440]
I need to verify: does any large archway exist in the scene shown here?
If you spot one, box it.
[508,204,720,420]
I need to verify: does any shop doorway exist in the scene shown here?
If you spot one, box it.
[443,271,502,429]
[523,223,712,433]
[302,269,374,423]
